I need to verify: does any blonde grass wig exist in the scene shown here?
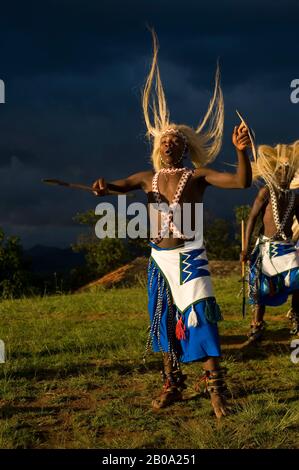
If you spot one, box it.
[250,141,299,241]
[252,140,299,187]
[142,30,224,172]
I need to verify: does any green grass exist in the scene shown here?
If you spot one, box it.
[0,276,299,448]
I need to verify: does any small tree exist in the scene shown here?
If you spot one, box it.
[71,210,144,286]
[0,228,31,299]
[204,218,237,260]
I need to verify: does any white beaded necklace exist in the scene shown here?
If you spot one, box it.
[159,167,186,174]
[151,167,193,243]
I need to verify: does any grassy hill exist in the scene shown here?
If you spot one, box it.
[0,276,298,449]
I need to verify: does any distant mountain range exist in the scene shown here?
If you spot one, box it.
[24,245,85,274]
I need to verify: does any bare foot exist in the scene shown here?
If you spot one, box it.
[210,392,229,419]
[247,321,265,343]
[287,309,299,335]
[152,386,182,410]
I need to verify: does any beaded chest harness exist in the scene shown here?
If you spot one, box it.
[265,180,296,241]
[151,167,193,244]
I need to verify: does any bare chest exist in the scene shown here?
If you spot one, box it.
[146,173,205,205]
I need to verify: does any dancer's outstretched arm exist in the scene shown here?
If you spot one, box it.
[241,187,269,261]
[92,171,152,196]
[196,123,252,189]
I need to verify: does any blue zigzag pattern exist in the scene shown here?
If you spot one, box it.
[269,243,296,258]
[180,249,210,285]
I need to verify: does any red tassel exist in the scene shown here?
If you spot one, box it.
[176,317,186,340]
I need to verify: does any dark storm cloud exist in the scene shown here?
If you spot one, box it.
[1,0,299,247]
[0,0,298,82]
[0,147,38,167]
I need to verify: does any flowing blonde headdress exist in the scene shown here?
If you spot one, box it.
[251,141,299,187]
[142,30,224,171]
[250,141,299,241]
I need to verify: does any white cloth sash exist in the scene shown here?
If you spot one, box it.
[150,239,214,312]
[257,235,299,277]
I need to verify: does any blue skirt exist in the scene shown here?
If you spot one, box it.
[249,267,299,306]
[248,239,299,306]
[147,257,222,363]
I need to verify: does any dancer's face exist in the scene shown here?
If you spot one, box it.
[160,133,185,165]
[276,157,293,187]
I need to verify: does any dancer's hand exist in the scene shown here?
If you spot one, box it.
[92,178,108,196]
[232,123,251,151]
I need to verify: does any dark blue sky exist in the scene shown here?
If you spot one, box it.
[1,0,299,247]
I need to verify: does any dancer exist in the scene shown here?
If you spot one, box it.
[93,32,252,418]
[241,141,299,342]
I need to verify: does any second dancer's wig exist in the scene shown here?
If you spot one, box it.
[252,141,299,187]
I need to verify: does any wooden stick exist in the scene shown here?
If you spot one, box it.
[42,179,134,196]
[241,219,246,318]
[241,219,245,277]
